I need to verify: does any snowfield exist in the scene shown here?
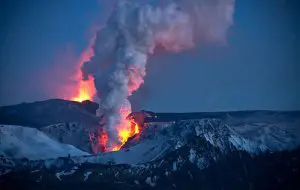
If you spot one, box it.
[0,125,90,160]
[71,112,300,165]
[78,118,300,164]
[1,111,299,165]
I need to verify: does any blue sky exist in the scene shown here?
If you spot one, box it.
[0,0,299,111]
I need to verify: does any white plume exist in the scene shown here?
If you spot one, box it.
[82,0,236,149]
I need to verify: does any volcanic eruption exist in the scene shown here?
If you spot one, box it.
[70,37,97,103]
[78,0,235,152]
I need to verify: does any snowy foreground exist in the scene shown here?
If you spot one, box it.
[74,113,300,165]
[0,125,89,160]
[0,111,300,189]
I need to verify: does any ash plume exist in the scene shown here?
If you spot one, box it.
[82,0,236,150]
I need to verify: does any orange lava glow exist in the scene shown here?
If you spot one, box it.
[98,108,140,152]
[112,118,140,151]
[71,79,95,102]
[97,120,139,152]
[113,105,140,151]
[111,120,139,152]
[69,31,96,102]
[117,120,139,145]
[70,52,96,102]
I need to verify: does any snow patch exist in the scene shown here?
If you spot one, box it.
[145,176,158,187]
[175,140,184,149]
[0,169,12,176]
[172,161,177,171]
[84,171,92,181]
[56,166,78,180]
[189,148,197,163]
[197,156,209,169]
[229,135,269,154]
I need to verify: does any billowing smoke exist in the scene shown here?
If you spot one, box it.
[82,0,235,150]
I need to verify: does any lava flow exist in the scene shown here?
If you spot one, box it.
[93,119,139,152]
[87,103,140,152]
[100,107,140,152]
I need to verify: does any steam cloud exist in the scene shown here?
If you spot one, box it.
[82,0,236,149]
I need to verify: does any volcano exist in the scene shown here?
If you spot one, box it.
[0,99,300,189]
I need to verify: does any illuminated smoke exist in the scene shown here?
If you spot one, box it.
[82,0,235,150]
[70,31,97,103]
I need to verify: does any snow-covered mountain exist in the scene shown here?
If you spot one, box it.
[0,99,101,153]
[40,122,94,153]
[71,112,300,165]
[0,125,89,160]
[0,100,299,190]
[1,110,300,189]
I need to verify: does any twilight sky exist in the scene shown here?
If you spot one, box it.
[0,0,299,111]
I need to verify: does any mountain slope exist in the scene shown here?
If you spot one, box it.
[1,125,300,190]
[0,99,100,153]
[0,99,99,128]
[40,122,95,153]
[0,110,299,189]
[71,111,300,166]
[0,125,90,160]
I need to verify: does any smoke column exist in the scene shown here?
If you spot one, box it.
[82,0,236,150]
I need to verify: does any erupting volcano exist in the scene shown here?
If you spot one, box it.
[68,33,141,152]
[71,79,95,103]
[70,0,235,152]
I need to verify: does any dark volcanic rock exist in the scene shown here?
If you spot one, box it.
[79,100,99,115]
[0,99,99,128]
[1,140,300,190]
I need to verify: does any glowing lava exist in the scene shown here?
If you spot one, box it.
[69,31,97,102]
[71,78,95,102]
[97,120,139,152]
[70,47,96,102]
[110,121,139,151]
[107,107,140,152]
[89,105,140,153]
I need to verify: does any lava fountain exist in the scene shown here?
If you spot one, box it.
[70,49,96,102]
